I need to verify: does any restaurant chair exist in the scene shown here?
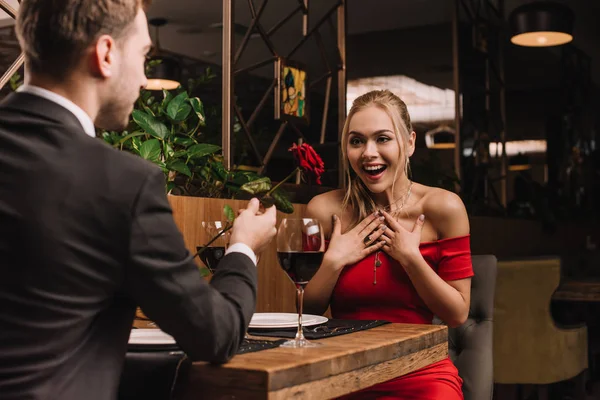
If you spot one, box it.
[493,256,588,397]
[118,350,190,400]
[434,255,497,400]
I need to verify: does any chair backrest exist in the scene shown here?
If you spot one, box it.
[118,350,190,400]
[441,255,497,400]
[493,256,588,384]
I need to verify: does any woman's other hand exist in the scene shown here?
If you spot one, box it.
[380,210,425,266]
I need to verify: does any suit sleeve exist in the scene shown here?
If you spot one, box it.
[124,169,257,363]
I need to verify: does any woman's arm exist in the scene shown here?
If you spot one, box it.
[381,190,471,327]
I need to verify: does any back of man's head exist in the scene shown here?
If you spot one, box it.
[16,0,152,81]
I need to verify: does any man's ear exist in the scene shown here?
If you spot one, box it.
[92,35,115,78]
[407,131,416,157]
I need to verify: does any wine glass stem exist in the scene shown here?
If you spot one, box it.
[296,286,305,341]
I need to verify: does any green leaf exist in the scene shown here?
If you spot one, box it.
[188,97,205,123]
[163,142,175,160]
[198,166,211,180]
[131,137,143,153]
[166,92,191,121]
[166,181,176,194]
[174,136,196,147]
[167,160,192,177]
[139,139,161,162]
[272,190,294,214]
[132,109,168,139]
[188,143,221,158]
[210,162,228,181]
[198,265,210,277]
[117,130,146,146]
[239,177,272,195]
[230,171,254,186]
[223,205,235,223]
[158,90,173,115]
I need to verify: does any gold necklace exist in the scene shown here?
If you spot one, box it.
[373,180,413,285]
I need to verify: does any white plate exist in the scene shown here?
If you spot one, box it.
[249,313,328,329]
[128,329,176,345]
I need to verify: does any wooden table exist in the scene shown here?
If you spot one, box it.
[552,280,600,302]
[182,323,448,400]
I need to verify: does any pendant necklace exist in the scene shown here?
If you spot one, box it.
[373,180,413,285]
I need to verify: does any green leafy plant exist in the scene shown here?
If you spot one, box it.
[99,66,294,213]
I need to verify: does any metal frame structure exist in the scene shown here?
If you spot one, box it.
[454,0,508,208]
[221,0,346,178]
[0,0,23,91]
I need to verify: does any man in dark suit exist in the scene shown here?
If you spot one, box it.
[0,1,277,399]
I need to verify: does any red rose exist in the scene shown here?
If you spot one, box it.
[288,143,325,184]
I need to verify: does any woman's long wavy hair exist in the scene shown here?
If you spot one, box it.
[341,90,413,229]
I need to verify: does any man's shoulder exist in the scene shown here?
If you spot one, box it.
[85,138,160,177]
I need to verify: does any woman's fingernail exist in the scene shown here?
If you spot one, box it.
[333,214,338,221]
[419,214,425,221]
[379,216,385,221]
[381,225,387,230]
[373,210,380,216]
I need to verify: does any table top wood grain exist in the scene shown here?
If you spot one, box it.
[553,280,600,302]
[182,323,448,400]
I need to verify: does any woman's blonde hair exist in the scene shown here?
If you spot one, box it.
[341,89,413,228]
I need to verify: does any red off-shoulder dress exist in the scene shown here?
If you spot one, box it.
[332,235,474,400]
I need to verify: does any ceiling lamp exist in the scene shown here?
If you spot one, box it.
[424,125,456,149]
[508,153,532,171]
[146,18,181,91]
[509,2,574,47]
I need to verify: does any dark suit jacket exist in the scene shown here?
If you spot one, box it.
[0,92,257,400]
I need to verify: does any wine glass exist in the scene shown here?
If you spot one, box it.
[196,221,232,274]
[276,218,325,348]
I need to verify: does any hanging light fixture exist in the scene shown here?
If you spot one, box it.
[424,125,456,149]
[509,2,574,47]
[509,153,532,171]
[146,18,181,91]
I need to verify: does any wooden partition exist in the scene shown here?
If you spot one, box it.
[168,194,304,313]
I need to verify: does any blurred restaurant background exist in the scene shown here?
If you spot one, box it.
[1,0,599,398]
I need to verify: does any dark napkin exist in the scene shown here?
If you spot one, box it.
[237,338,287,354]
[127,338,285,355]
[247,319,390,339]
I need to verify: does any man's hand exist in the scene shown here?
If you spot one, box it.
[230,198,277,255]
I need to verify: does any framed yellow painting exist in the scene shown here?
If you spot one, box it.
[274,58,309,125]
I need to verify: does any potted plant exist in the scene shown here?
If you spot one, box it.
[99,66,294,214]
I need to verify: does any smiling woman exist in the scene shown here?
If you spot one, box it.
[303,89,473,399]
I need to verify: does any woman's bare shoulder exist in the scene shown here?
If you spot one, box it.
[305,189,345,236]
[420,185,469,239]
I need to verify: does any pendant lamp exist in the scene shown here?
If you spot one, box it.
[146,18,181,91]
[509,2,574,47]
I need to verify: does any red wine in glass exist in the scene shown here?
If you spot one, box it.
[277,251,324,288]
[276,218,324,348]
[196,246,226,273]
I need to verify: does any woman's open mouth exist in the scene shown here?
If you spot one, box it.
[362,165,387,180]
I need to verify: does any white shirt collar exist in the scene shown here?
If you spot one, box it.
[16,85,96,138]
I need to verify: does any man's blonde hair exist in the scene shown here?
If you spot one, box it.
[16,0,151,80]
[341,89,413,228]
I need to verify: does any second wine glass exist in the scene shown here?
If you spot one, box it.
[197,221,231,274]
[276,218,325,348]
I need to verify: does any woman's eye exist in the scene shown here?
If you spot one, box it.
[349,137,362,146]
[377,136,391,143]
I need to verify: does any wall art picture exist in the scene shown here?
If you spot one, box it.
[275,58,309,125]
